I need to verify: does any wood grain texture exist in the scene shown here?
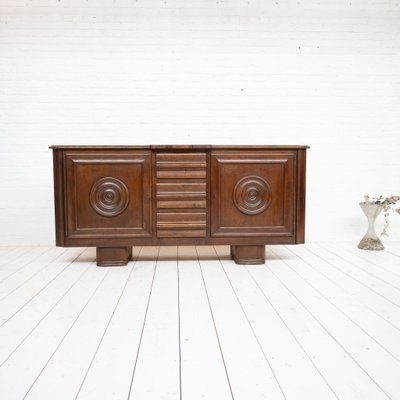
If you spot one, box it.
[157,200,207,209]
[156,152,208,239]
[52,150,65,247]
[51,146,308,265]
[156,170,207,179]
[50,145,310,150]
[96,247,132,267]
[230,245,266,265]
[64,151,152,240]
[295,149,307,244]
[210,151,296,238]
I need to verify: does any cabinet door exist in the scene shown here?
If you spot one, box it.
[64,151,152,239]
[211,151,295,237]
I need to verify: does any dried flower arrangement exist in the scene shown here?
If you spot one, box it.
[363,195,400,236]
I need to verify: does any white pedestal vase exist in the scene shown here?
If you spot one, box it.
[358,202,384,250]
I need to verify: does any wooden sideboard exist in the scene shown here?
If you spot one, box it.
[50,145,308,266]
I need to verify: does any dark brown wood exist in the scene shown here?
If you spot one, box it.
[52,149,65,246]
[96,247,132,266]
[50,145,310,150]
[64,151,152,240]
[50,145,308,266]
[156,152,207,239]
[295,148,307,244]
[157,170,207,179]
[211,151,295,238]
[61,235,295,247]
[231,245,266,265]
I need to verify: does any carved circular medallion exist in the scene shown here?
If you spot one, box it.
[233,175,271,215]
[90,177,129,217]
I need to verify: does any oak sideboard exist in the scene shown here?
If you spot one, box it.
[50,145,308,266]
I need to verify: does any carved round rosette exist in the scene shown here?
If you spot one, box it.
[90,177,129,217]
[233,175,271,215]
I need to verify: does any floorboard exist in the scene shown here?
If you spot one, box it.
[337,242,400,278]
[23,253,134,400]
[0,247,49,281]
[178,246,232,400]
[0,244,399,400]
[309,244,400,305]
[0,247,33,267]
[0,249,93,366]
[0,247,72,301]
[197,245,286,400]
[277,246,400,359]
[0,248,85,327]
[292,244,400,328]
[128,246,180,400]
[269,246,400,399]
[76,246,158,400]
[214,245,338,400]
[319,243,400,290]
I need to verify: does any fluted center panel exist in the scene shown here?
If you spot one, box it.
[156,153,207,238]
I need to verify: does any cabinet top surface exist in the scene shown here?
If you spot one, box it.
[49,144,310,150]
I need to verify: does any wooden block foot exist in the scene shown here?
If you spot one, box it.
[96,247,132,267]
[231,245,265,265]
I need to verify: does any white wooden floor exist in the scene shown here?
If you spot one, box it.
[0,243,400,400]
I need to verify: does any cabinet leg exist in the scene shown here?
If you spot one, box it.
[231,245,265,265]
[96,247,132,267]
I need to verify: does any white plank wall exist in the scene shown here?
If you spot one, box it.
[0,244,399,400]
